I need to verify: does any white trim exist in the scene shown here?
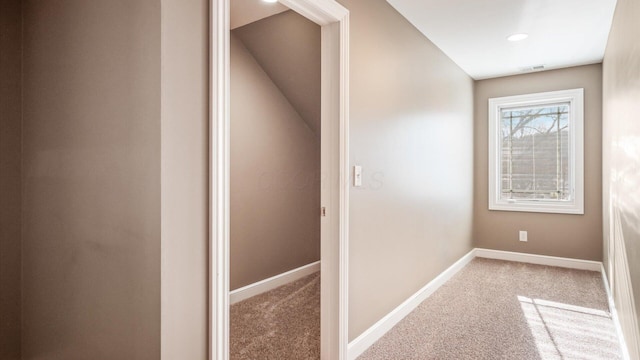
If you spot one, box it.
[608,212,640,359]
[601,264,632,360]
[279,0,348,26]
[337,12,351,360]
[209,0,230,359]
[474,248,601,271]
[488,88,585,215]
[347,250,476,360]
[210,1,350,359]
[230,262,321,304]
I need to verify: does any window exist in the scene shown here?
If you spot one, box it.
[488,89,584,214]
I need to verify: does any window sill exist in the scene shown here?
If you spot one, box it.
[489,201,584,215]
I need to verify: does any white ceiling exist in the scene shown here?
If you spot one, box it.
[386,0,618,80]
[231,0,289,29]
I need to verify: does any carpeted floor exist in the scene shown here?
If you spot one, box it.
[230,259,622,360]
[359,258,622,360]
[230,272,320,360]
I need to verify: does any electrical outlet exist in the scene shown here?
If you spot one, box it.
[519,231,528,242]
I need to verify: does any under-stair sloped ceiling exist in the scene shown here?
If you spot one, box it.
[233,11,321,136]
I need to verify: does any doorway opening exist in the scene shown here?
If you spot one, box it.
[209,0,350,359]
[229,6,321,358]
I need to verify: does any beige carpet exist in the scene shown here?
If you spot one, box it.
[230,272,320,360]
[359,258,622,360]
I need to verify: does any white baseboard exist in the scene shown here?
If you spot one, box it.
[600,264,632,360]
[230,261,320,304]
[474,248,602,271]
[347,249,476,360]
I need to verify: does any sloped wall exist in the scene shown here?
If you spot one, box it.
[230,34,320,290]
[233,11,321,135]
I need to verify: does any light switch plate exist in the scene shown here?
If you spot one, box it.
[354,166,362,187]
[519,231,528,242]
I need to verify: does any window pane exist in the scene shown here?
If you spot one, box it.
[500,104,571,201]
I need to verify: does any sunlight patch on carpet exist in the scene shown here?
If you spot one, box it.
[518,296,622,360]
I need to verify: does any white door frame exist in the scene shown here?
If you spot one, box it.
[209,1,350,359]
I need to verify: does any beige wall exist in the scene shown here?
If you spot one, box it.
[337,0,474,341]
[474,65,603,261]
[602,0,640,356]
[0,0,22,358]
[160,0,209,358]
[230,34,320,290]
[21,1,161,358]
[233,11,321,135]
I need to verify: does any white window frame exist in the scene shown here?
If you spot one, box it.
[488,88,584,214]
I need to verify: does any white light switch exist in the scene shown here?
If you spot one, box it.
[519,231,528,242]
[354,165,362,187]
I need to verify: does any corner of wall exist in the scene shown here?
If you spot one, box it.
[160,0,209,358]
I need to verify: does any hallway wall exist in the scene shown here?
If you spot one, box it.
[230,34,320,290]
[0,0,22,358]
[474,64,603,261]
[338,0,474,341]
[602,0,640,355]
[21,1,161,358]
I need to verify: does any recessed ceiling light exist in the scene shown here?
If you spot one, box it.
[507,33,529,42]
[262,0,278,3]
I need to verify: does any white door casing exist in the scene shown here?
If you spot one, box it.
[209,1,350,359]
